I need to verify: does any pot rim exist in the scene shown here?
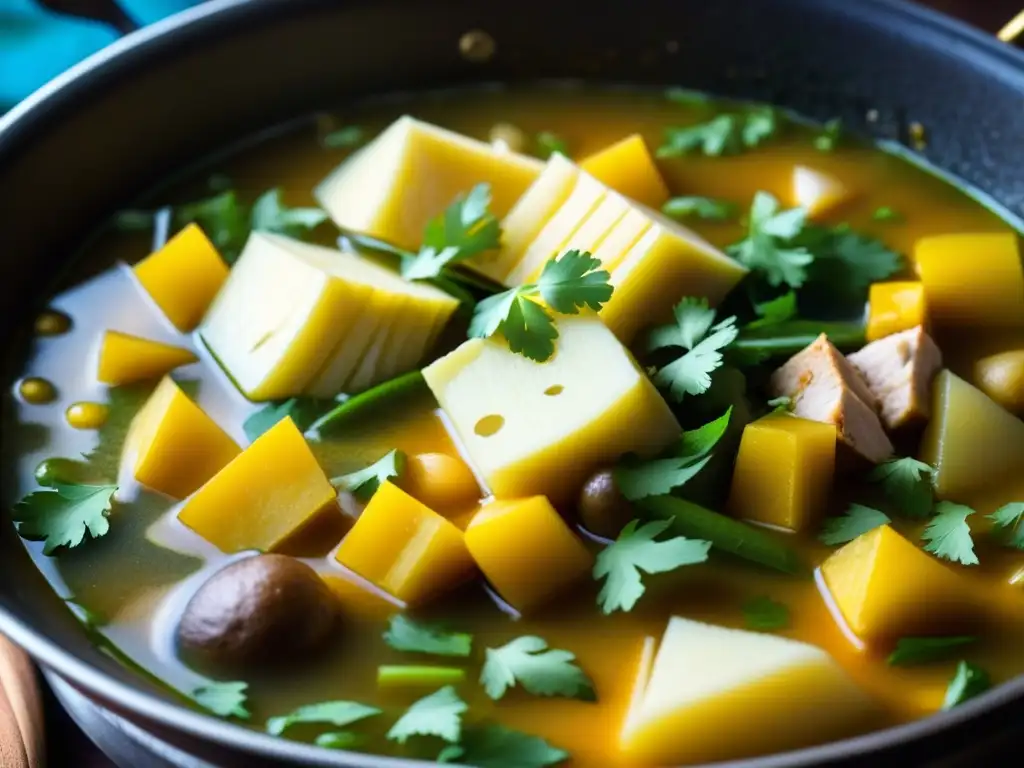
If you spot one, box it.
[2,0,1023,765]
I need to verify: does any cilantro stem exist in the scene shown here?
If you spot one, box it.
[307,372,428,437]
[377,665,466,688]
[638,496,808,576]
[732,320,865,359]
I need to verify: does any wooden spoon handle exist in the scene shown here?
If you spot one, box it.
[0,634,44,768]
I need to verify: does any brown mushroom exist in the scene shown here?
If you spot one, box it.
[578,468,634,539]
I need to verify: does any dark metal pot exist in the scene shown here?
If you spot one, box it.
[2,1,1024,765]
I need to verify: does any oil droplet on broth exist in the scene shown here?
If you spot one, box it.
[66,401,110,430]
[17,377,57,404]
[34,310,72,336]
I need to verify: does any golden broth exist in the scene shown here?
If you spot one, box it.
[6,86,1024,766]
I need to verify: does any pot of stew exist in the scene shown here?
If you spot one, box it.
[3,1,1024,766]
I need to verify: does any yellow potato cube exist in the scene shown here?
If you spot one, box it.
[423,317,680,503]
[320,568,406,620]
[920,369,1024,499]
[315,116,542,250]
[123,377,240,499]
[133,223,228,331]
[464,496,593,613]
[470,153,580,283]
[178,417,336,553]
[866,282,927,342]
[915,233,1024,327]
[579,134,670,208]
[820,525,979,644]
[334,482,476,605]
[601,209,748,344]
[727,413,836,532]
[97,330,197,385]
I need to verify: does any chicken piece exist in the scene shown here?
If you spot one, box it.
[847,326,942,430]
[769,334,893,464]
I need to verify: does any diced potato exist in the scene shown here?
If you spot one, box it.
[619,617,877,765]
[178,417,337,552]
[915,233,1024,327]
[727,413,836,532]
[97,330,197,385]
[920,369,1024,499]
[790,165,852,219]
[334,482,476,605]
[973,350,1024,415]
[399,453,481,514]
[200,233,457,400]
[464,496,593,613]
[320,568,405,620]
[123,376,240,499]
[579,134,670,209]
[620,636,657,740]
[423,317,680,503]
[588,207,653,274]
[133,223,228,331]
[315,115,542,250]
[601,209,748,344]
[505,171,608,285]
[866,281,927,342]
[820,525,980,643]
[469,154,579,283]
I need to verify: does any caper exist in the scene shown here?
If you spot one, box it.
[35,457,91,487]
[578,467,634,539]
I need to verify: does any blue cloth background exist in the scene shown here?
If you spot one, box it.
[0,0,200,110]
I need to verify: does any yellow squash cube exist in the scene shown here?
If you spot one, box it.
[320,568,406,620]
[123,376,240,499]
[315,116,542,250]
[97,330,198,385]
[133,223,228,331]
[727,413,836,532]
[820,525,979,644]
[915,233,1024,327]
[601,209,748,344]
[334,482,476,605]
[920,369,1024,499]
[790,165,853,219]
[866,282,927,342]
[178,417,336,552]
[464,496,593,613]
[423,317,681,503]
[579,134,670,209]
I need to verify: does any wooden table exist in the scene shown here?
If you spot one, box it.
[27,0,1024,765]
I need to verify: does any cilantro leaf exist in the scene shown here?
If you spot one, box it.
[662,196,737,221]
[331,449,406,501]
[438,724,569,767]
[645,297,718,352]
[741,107,776,148]
[13,483,118,555]
[176,190,249,262]
[468,251,612,362]
[594,519,711,614]
[942,661,990,709]
[382,615,472,657]
[193,681,250,719]
[535,250,613,313]
[664,87,711,105]
[315,732,362,749]
[747,291,798,329]
[242,398,330,442]
[536,131,569,159]
[814,118,842,152]
[321,126,364,149]
[819,504,891,546]
[922,502,978,565]
[653,318,739,402]
[743,596,789,631]
[615,408,731,500]
[480,636,595,701]
[989,502,1024,550]
[266,701,381,736]
[402,184,501,280]
[767,395,793,413]
[658,109,779,158]
[868,457,934,519]
[798,225,903,306]
[386,685,467,745]
[250,188,328,238]
[727,192,813,288]
[872,206,903,222]
[887,636,976,667]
